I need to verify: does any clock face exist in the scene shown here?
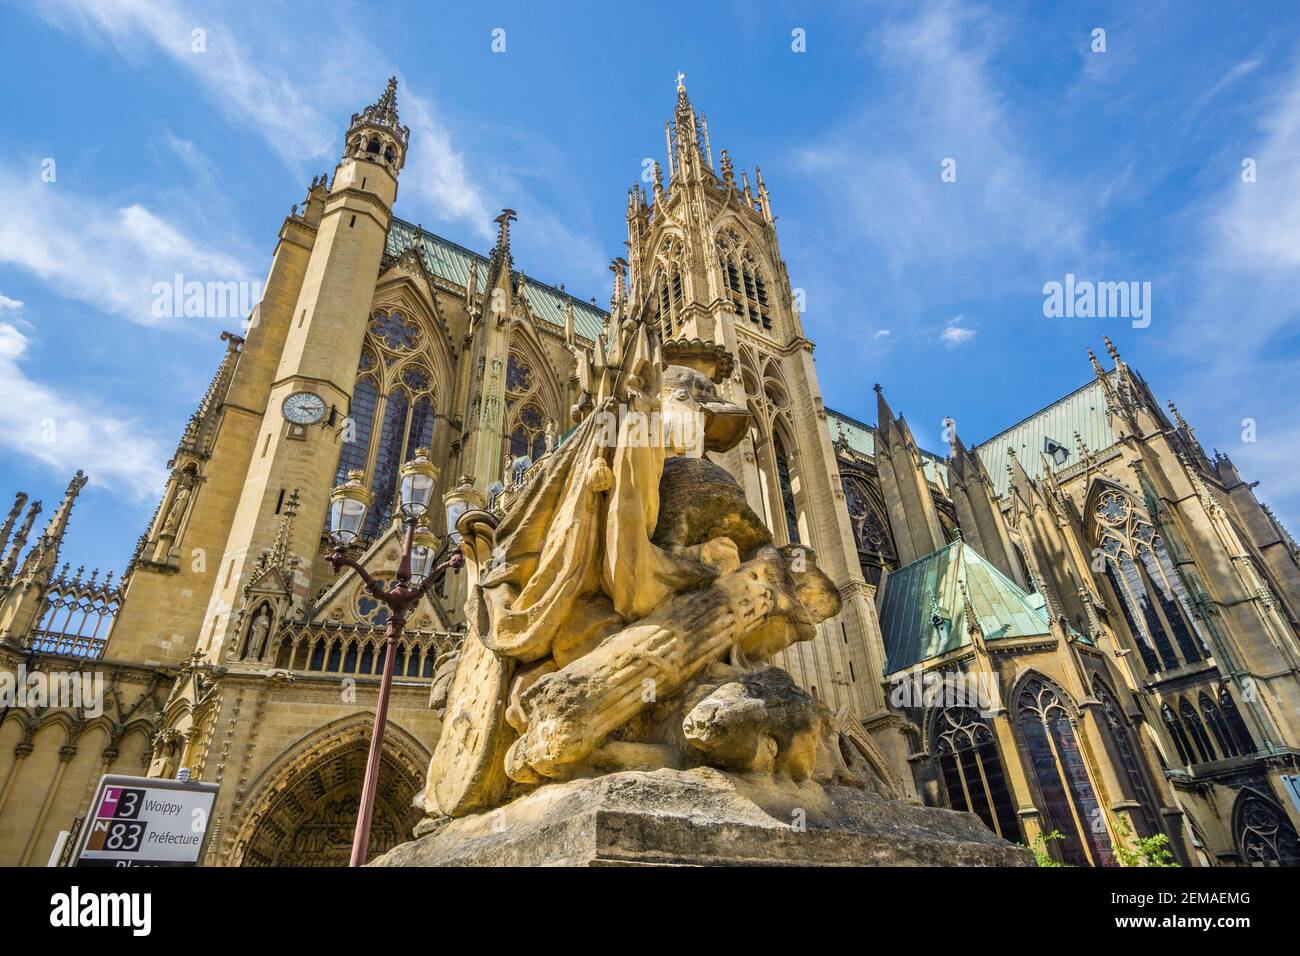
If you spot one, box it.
[282,391,326,425]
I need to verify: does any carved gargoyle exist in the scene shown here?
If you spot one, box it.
[418,322,854,819]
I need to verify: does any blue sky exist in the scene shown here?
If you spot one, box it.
[2,0,1299,574]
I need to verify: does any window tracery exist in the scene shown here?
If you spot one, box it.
[1234,790,1300,866]
[1016,676,1115,866]
[331,309,439,542]
[841,473,895,586]
[1093,489,1207,675]
[503,348,552,464]
[1092,677,1162,838]
[650,236,685,338]
[715,227,771,331]
[930,705,1021,841]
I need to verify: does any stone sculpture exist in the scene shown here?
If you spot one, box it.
[384,316,1030,866]
[415,315,854,816]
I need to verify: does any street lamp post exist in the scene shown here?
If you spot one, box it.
[325,451,464,867]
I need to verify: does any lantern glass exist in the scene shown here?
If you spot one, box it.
[328,472,372,546]
[399,452,438,519]
[445,499,468,545]
[329,496,367,545]
[410,531,438,582]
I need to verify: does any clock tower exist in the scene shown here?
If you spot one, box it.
[195,78,410,662]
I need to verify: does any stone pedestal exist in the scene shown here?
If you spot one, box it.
[371,767,1034,867]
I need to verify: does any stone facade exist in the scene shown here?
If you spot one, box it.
[1,79,1297,867]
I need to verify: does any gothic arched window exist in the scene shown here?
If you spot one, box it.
[331,312,439,542]
[1179,697,1218,764]
[503,349,553,471]
[651,238,685,337]
[1092,677,1162,838]
[1016,677,1116,866]
[1199,691,1239,759]
[1093,490,1207,675]
[773,431,800,545]
[1218,685,1257,756]
[1161,702,1195,766]
[931,706,1022,841]
[715,229,772,331]
[1233,789,1300,866]
[841,473,895,586]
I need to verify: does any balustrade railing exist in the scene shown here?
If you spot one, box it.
[270,622,461,680]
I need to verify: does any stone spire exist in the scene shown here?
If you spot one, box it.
[488,208,516,275]
[175,331,242,466]
[16,471,87,581]
[873,384,946,565]
[343,75,410,175]
[350,76,407,141]
[0,497,41,581]
[947,416,1027,588]
[0,492,27,566]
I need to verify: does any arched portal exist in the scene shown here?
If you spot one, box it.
[228,718,429,867]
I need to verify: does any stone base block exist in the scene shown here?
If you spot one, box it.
[371,767,1034,867]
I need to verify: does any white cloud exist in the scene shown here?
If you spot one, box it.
[874,329,892,338]
[35,0,334,163]
[401,92,492,240]
[0,295,23,311]
[0,162,253,325]
[940,316,976,346]
[0,321,166,498]
[793,1,1086,279]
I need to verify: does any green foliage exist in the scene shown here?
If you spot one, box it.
[1112,816,1178,868]
[1026,829,1071,867]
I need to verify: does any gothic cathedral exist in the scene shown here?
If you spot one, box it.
[2,80,1298,867]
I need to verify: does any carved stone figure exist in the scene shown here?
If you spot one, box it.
[160,480,191,537]
[244,606,272,660]
[417,321,849,817]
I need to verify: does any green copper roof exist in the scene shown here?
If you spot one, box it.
[972,375,1116,498]
[879,539,1080,674]
[386,218,608,342]
[826,408,948,488]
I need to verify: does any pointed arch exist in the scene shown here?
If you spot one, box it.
[927,703,1022,841]
[1090,675,1163,838]
[225,714,430,867]
[503,327,563,468]
[1085,480,1206,674]
[1011,671,1116,866]
[1232,787,1300,866]
[770,415,804,545]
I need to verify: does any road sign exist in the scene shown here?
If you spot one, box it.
[69,774,219,867]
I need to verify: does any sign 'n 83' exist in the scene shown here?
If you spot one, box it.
[71,774,219,867]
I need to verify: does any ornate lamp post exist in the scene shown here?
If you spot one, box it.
[325,452,463,867]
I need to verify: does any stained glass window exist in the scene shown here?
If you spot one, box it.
[842,473,895,586]
[1093,678,1162,837]
[1016,678,1115,866]
[932,706,1022,841]
[368,310,420,350]
[774,432,799,545]
[1094,489,1206,675]
[506,353,532,395]
[336,377,378,483]
[357,580,392,626]
[1234,790,1300,866]
[365,390,409,539]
